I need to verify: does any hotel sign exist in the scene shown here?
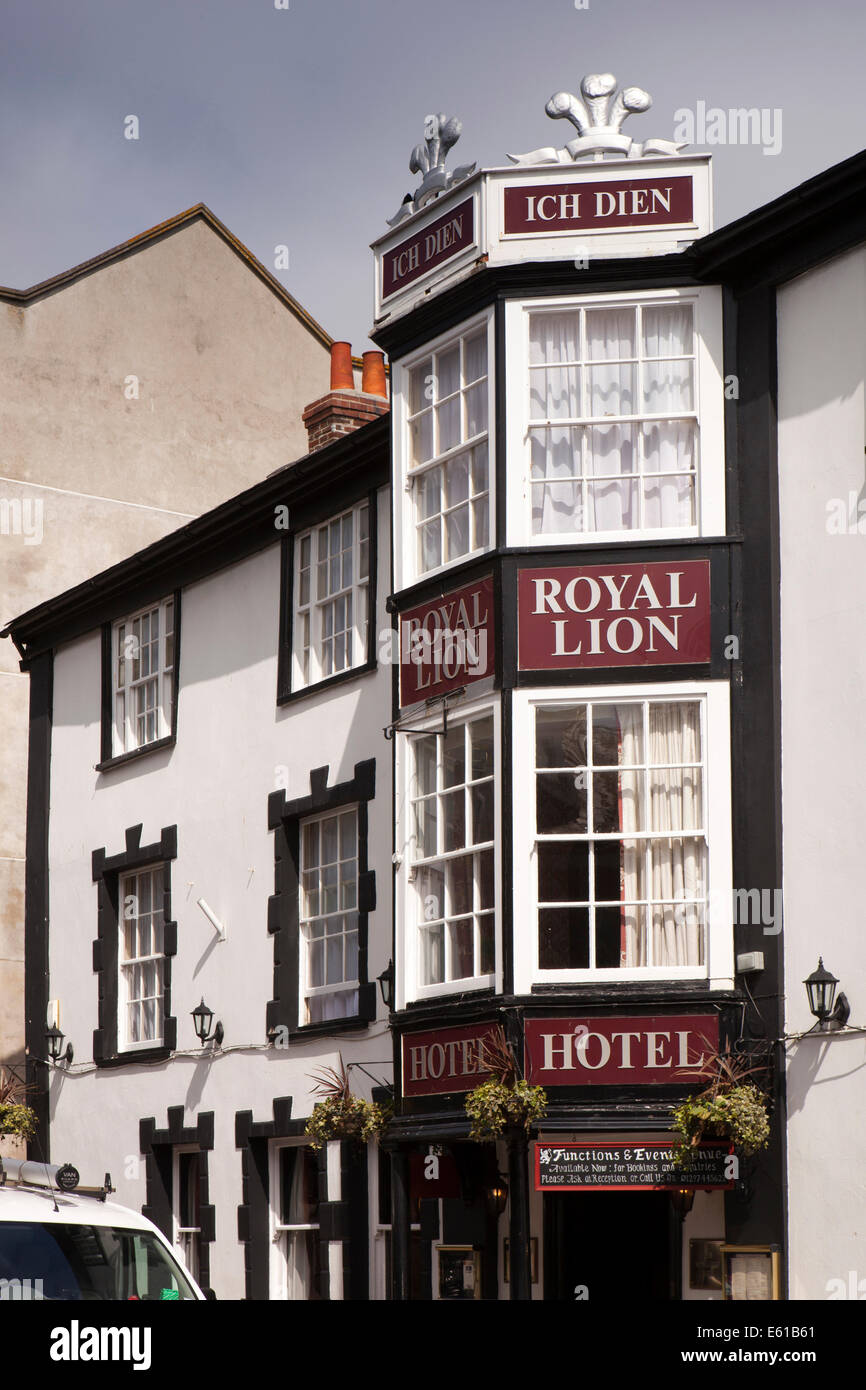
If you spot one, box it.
[382,197,475,300]
[534,1142,732,1192]
[524,1014,719,1086]
[503,175,693,236]
[399,575,495,706]
[517,560,711,670]
[401,1022,498,1097]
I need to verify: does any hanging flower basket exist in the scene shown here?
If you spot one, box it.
[0,1069,37,1141]
[671,1050,770,1170]
[464,1029,547,1142]
[304,1057,391,1151]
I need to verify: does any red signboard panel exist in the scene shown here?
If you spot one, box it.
[517,560,711,670]
[399,574,495,706]
[503,176,694,235]
[382,197,475,299]
[401,1022,499,1097]
[524,1014,719,1086]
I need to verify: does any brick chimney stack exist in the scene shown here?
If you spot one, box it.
[303,343,389,453]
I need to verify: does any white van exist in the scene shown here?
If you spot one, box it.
[0,1158,208,1301]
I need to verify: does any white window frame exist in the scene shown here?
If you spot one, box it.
[269,1139,322,1301]
[172,1146,202,1284]
[504,287,725,548]
[298,805,361,1027]
[292,500,370,691]
[392,310,495,591]
[117,864,166,1052]
[511,680,733,993]
[395,695,501,1009]
[111,597,176,756]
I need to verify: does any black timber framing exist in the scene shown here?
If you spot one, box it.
[91,824,178,1064]
[267,760,377,1038]
[22,651,52,1159]
[139,1107,215,1291]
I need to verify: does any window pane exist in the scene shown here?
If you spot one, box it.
[446,856,473,917]
[410,359,432,414]
[421,925,444,984]
[536,772,587,834]
[442,790,465,853]
[538,842,589,903]
[448,919,474,980]
[464,331,486,383]
[470,717,494,780]
[586,307,636,360]
[539,907,589,969]
[536,706,586,769]
[437,345,460,399]
[470,783,494,844]
[442,726,465,788]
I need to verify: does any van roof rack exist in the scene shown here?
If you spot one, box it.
[0,1158,114,1202]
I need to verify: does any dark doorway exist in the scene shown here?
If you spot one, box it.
[543,1191,674,1301]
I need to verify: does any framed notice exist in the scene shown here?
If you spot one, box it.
[721,1245,782,1301]
[436,1246,481,1301]
[504,1237,539,1284]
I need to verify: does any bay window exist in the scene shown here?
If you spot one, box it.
[397,316,493,586]
[505,289,725,545]
[512,684,732,988]
[401,706,498,1001]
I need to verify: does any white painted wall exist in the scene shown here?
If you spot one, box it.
[45,490,392,1299]
[777,244,866,1300]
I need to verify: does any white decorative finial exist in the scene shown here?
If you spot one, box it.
[509,73,686,165]
[387,113,476,226]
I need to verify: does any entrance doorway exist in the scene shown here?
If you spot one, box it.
[544,1191,675,1301]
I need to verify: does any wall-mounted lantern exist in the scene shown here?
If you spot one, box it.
[191,998,224,1048]
[803,958,850,1032]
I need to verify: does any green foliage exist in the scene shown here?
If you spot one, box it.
[672,1084,770,1169]
[0,1101,37,1140]
[304,1095,391,1151]
[465,1078,547,1142]
[304,1055,391,1150]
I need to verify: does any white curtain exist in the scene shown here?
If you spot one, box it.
[618,706,645,966]
[284,1151,314,1299]
[648,702,705,966]
[530,305,696,534]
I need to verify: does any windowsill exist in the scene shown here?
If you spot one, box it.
[96,736,175,773]
[278,658,377,707]
[529,978,730,997]
[406,976,496,1007]
[287,1014,371,1042]
[95,1045,173,1068]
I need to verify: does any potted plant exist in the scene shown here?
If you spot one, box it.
[304,1056,391,1151]
[464,1028,547,1142]
[671,1049,770,1169]
[0,1067,37,1143]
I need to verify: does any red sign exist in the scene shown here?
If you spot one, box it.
[503,176,693,235]
[524,1014,719,1086]
[401,1022,498,1097]
[517,560,711,670]
[382,198,475,299]
[400,575,494,706]
[409,1151,462,1201]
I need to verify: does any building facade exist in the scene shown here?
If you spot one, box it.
[4,359,395,1299]
[0,205,334,1086]
[6,82,865,1302]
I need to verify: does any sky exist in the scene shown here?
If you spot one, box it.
[1,0,864,352]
